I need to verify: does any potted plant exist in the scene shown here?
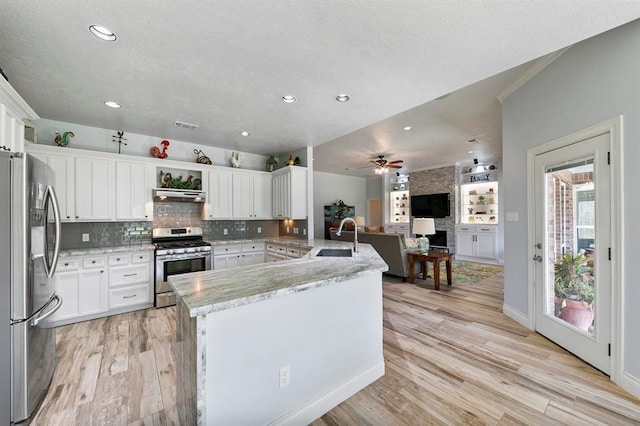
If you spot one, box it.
[553,252,594,331]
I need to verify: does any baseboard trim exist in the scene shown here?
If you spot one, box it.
[503,303,532,329]
[270,360,385,425]
[619,371,640,399]
[454,254,501,265]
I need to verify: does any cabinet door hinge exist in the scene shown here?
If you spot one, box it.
[608,343,611,357]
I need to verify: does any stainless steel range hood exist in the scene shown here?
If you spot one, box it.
[153,188,206,202]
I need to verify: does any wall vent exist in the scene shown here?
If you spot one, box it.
[174,120,199,130]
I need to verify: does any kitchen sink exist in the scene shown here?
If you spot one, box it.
[316,249,353,257]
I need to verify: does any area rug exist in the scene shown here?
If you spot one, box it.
[432,260,503,284]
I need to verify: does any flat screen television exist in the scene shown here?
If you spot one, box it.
[410,193,450,218]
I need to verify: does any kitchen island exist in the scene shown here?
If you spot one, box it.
[170,240,388,425]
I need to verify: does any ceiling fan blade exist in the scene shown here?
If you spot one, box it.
[388,165,403,169]
[388,160,404,164]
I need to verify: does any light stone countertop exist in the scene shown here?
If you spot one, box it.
[205,237,312,250]
[59,244,155,257]
[169,240,388,317]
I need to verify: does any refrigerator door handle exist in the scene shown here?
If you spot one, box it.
[31,294,63,327]
[42,185,62,278]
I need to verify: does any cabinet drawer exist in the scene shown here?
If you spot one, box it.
[131,252,151,264]
[109,284,149,309]
[213,244,241,255]
[476,226,497,234]
[286,247,300,258]
[109,254,129,266]
[83,256,106,269]
[109,265,149,287]
[242,243,265,253]
[266,243,276,253]
[58,258,80,272]
[275,245,287,255]
[457,226,475,233]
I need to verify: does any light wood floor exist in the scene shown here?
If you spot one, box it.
[33,271,640,425]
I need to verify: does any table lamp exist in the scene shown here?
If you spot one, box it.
[354,216,365,231]
[413,218,435,252]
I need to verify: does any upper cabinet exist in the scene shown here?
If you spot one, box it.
[232,170,272,219]
[31,152,76,221]
[272,166,307,219]
[203,168,233,219]
[75,157,116,221]
[0,77,38,153]
[115,161,153,220]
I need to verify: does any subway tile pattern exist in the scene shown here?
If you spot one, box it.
[60,201,301,249]
[60,221,152,249]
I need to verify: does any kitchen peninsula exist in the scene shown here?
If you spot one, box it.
[170,241,387,425]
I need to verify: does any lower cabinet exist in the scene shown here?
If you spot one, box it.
[241,243,266,266]
[213,243,267,269]
[44,250,153,327]
[455,225,498,262]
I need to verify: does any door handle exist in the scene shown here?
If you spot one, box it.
[43,185,62,278]
[532,255,543,262]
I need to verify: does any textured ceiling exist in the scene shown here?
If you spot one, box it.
[1,1,639,176]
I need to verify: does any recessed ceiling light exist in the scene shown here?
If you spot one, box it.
[403,126,413,131]
[336,94,350,102]
[282,95,296,103]
[468,150,474,154]
[104,101,121,109]
[89,25,117,42]
[239,131,251,137]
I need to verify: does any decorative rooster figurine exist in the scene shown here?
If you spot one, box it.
[54,131,74,147]
[150,139,170,159]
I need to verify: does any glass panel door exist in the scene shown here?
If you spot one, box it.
[533,133,611,373]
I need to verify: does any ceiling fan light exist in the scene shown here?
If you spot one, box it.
[336,94,350,102]
[89,25,117,41]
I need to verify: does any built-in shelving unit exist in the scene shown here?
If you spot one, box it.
[461,181,498,224]
[389,189,410,223]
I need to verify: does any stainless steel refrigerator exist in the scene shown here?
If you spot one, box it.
[0,152,63,424]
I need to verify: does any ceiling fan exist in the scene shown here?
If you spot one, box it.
[370,155,404,174]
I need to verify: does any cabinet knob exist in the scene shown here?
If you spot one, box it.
[100,270,104,273]
[76,216,79,219]
[64,262,69,266]
[92,260,96,264]
[66,216,70,219]
[116,257,120,261]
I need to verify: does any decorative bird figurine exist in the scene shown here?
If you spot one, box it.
[150,139,170,159]
[54,131,74,147]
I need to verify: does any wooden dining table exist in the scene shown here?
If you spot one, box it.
[407,250,453,290]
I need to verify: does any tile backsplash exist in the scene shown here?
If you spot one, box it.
[60,202,304,249]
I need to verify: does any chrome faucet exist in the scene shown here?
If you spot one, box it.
[336,217,358,253]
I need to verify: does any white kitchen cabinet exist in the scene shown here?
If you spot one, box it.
[272,165,307,219]
[203,168,233,219]
[108,252,153,309]
[0,77,37,153]
[241,242,266,265]
[455,224,498,262]
[232,171,272,219]
[213,244,242,270]
[75,157,115,220]
[116,161,152,220]
[78,267,108,316]
[31,153,76,221]
[44,250,152,327]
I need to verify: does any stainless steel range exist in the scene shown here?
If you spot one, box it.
[153,227,211,308]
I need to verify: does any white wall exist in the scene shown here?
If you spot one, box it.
[503,20,640,386]
[34,119,270,171]
[313,171,367,239]
[204,274,384,423]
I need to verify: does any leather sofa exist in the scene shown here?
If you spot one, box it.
[329,230,419,279]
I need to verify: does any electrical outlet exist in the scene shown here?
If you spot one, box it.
[223,228,228,235]
[279,366,290,388]
[82,233,90,242]
[257,227,262,234]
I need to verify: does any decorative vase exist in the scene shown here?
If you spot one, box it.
[558,299,594,331]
